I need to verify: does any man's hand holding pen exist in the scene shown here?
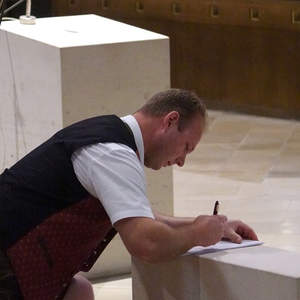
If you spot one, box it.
[192,214,227,247]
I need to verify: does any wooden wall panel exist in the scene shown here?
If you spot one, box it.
[121,19,187,90]
[52,0,83,16]
[184,23,300,118]
[131,0,187,22]
[186,0,300,31]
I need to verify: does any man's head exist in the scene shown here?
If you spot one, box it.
[134,89,207,170]
[136,89,207,131]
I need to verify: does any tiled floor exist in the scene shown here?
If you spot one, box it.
[92,110,300,299]
[92,274,132,300]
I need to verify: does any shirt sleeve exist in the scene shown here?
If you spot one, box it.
[71,142,155,225]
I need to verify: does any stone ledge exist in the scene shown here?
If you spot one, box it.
[132,245,300,300]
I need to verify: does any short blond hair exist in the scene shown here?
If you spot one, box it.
[137,89,207,131]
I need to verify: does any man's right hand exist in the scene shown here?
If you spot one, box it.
[192,214,227,247]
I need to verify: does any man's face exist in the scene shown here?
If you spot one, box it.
[145,112,204,170]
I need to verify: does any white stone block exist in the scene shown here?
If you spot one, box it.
[0,14,172,278]
[132,246,300,300]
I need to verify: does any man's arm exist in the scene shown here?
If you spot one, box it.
[114,214,227,264]
[153,211,194,228]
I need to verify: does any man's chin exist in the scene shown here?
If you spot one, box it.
[145,162,167,170]
[153,165,163,171]
[151,164,164,171]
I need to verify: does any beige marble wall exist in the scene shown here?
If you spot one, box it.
[0,15,172,278]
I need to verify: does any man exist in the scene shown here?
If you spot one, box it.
[0,89,258,299]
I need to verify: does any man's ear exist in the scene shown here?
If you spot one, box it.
[164,111,180,128]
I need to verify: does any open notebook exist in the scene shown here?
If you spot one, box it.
[183,239,264,256]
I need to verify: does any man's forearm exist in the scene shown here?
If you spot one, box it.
[115,214,227,263]
[153,211,194,228]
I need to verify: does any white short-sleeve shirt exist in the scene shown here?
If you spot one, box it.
[71,115,155,225]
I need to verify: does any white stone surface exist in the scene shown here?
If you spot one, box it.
[0,14,172,278]
[1,14,167,47]
[132,245,300,299]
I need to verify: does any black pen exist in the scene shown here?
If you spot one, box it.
[213,201,219,215]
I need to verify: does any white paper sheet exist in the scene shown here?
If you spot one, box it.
[183,239,264,256]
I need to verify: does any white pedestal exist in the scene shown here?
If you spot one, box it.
[132,246,300,300]
[0,14,172,278]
